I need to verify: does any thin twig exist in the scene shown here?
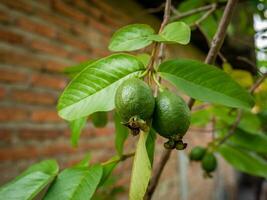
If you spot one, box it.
[205,0,238,64]
[129,3,165,22]
[170,3,217,22]
[192,4,217,28]
[147,0,239,197]
[249,72,267,93]
[237,56,262,75]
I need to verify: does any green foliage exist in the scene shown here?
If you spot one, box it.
[114,112,129,156]
[91,112,108,128]
[228,128,267,154]
[109,24,155,51]
[150,22,191,44]
[57,54,145,121]
[64,60,95,79]
[146,128,157,165]
[219,144,267,178]
[158,59,255,109]
[100,156,120,186]
[44,165,103,200]
[129,131,151,200]
[0,160,58,200]
[69,117,87,147]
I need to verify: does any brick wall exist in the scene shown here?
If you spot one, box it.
[0,0,135,183]
[0,0,235,199]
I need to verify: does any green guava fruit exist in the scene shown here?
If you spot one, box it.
[152,90,191,139]
[189,146,206,161]
[115,78,155,123]
[91,112,108,128]
[201,153,217,173]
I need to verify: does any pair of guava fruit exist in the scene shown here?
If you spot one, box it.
[190,146,217,176]
[115,77,191,150]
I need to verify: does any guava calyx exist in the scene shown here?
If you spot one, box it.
[122,116,149,136]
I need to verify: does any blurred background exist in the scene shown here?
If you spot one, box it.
[0,0,266,199]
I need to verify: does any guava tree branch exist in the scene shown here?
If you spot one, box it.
[170,3,218,21]
[145,0,239,198]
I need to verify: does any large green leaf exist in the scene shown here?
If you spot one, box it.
[129,131,151,200]
[158,59,254,109]
[219,144,267,178]
[44,165,103,200]
[58,54,145,121]
[69,117,87,147]
[108,24,155,52]
[150,22,191,45]
[99,155,120,186]
[0,160,58,200]
[64,60,95,79]
[228,129,267,154]
[114,112,129,155]
[146,128,156,165]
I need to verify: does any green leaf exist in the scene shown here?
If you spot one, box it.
[44,165,103,200]
[114,112,129,155]
[69,117,87,147]
[58,54,145,121]
[191,107,213,127]
[0,160,58,200]
[108,24,155,52]
[99,155,120,186]
[228,129,267,154]
[64,60,95,79]
[136,53,151,66]
[129,131,151,200]
[91,112,108,128]
[219,144,267,178]
[146,128,156,165]
[158,59,254,109]
[75,154,92,168]
[150,22,190,45]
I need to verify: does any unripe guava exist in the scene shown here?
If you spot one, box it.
[152,90,191,139]
[201,153,217,173]
[189,146,206,161]
[115,78,155,123]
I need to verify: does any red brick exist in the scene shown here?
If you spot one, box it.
[91,0,130,21]
[31,73,67,90]
[0,69,28,83]
[87,18,113,36]
[11,89,56,105]
[52,0,88,23]
[30,40,70,57]
[16,18,57,38]
[0,107,29,122]
[0,142,113,161]
[0,29,25,44]
[0,10,12,24]
[73,0,122,28]
[1,0,33,13]
[37,10,72,31]
[30,109,62,122]
[92,48,110,57]
[0,87,6,100]
[19,129,63,140]
[0,129,12,143]
[0,51,43,70]
[44,60,67,73]
[70,53,90,62]
[57,33,90,51]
